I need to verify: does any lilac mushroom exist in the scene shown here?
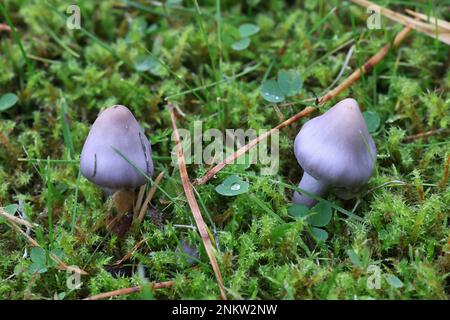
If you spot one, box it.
[80,105,154,194]
[293,98,376,207]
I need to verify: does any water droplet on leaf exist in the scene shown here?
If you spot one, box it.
[230,183,241,191]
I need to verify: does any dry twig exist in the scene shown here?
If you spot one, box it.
[138,171,165,224]
[404,128,446,141]
[168,103,227,300]
[0,207,36,229]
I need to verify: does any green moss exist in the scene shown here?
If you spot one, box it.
[0,0,449,300]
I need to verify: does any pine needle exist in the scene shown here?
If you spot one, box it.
[168,103,227,300]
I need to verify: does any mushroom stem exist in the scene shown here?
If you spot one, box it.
[293,172,329,207]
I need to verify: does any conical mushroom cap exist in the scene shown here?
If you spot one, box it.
[80,105,153,189]
[294,98,376,189]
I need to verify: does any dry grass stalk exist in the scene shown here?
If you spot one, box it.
[83,281,174,300]
[0,207,37,229]
[405,9,450,31]
[138,171,165,224]
[168,103,227,300]
[350,0,450,45]
[0,23,11,32]
[133,185,146,219]
[113,238,147,266]
[8,219,88,275]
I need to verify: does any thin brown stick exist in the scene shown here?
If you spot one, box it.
[404,128,446,141]
[168,104,227,300]
[133,186,146,219]
[195,26,412,186]
[138,171,165,224]
[0,207,37,229]
[277,98,316,108]
[83,281,174,300]
[11,223,39,246]
[0,23,11,32]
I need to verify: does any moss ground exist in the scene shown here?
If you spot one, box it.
[0,0,449,299]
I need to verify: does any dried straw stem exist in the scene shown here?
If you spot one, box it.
[168,103,227,300]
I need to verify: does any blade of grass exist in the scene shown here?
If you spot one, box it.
[60,93,75,159]
[307,6,337,37]
[249,193,283,222]
[27,54,60,64]
[46,158,54,247]
[193,0,218,74]
[140,46,203,102]
[44,1,155,83]
[71,168,82,233]
[111,148,184,208]
[215,0,226,127]
[45,25,80,58]
[0,207,37,229]
[0,3,33,74]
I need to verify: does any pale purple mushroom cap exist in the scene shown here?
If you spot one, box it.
[294,98,376,201]
[80,105,153,190]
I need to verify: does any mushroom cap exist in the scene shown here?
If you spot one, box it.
[80,105,153,189]
[294,98,376,189]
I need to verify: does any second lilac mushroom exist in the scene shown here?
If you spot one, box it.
[293,98,377,207]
